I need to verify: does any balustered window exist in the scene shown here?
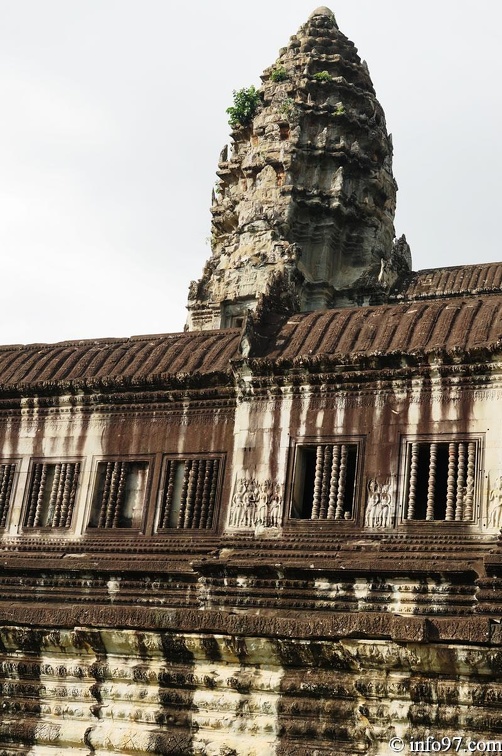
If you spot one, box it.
[404,439,479,522]
[24,462,80,528]
[0,463,16,528]
[291,442,359,521]
[88,460,148,529]
[157,457,221,530]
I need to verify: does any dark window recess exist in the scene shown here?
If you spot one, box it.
[279,123,290,140]
[24,462,80,528]
[0,463,16,527]
[405,441,477,521]
[159,458,220,529]
[89,461,148,529]
[291,444,358,520]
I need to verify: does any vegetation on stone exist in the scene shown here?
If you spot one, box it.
[279,97,295,117]
[270,66,288,82]
[313,70,332,81]
[226,86,261,128]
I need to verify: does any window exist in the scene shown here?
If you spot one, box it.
[291,442,359,520]
[158,457,221,530]
[0,463,16,528]
[24,462,80,528]
[88,460,148,529]
[403,439,478,522]
[279,123,290,140]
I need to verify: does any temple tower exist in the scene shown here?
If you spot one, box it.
[187,6,411,331]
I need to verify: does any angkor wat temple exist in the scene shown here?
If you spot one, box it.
[1,7,502,755]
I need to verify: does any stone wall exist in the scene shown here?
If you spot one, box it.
[2,625,502,755]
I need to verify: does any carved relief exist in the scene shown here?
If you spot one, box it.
[228,478,282,529]
[488,474,502,529]
[364,478,394,529]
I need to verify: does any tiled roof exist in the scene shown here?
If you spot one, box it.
[0,330,241,389]
[266,296,502,361]
[0,290,501,393]
[394,262,502,301]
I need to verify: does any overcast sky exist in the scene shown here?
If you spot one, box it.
[0,1,500,345]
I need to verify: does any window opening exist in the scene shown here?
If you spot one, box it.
[159,458,220,529]
[88,461,148,529]
[0,463,16,527]
[405,441,476,521]
[291,443,358,520]
[279,123,290,140]
[24,462,80,528]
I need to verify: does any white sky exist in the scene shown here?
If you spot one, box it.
[0,1,500,344]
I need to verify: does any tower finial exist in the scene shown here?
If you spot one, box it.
[309,7,336,20]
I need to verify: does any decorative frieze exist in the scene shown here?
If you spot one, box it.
[233,386,501,411]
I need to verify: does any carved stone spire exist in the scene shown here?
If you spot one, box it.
[186,7,411,331]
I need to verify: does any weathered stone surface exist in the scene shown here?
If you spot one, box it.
[187,7,410,331]
[2,628,502,755]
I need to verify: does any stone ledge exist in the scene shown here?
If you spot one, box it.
[0,603,495,645]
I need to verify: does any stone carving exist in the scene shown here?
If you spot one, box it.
[364,478,394,529]
[228,478,282,529]
[186,4,409,332]
[488,474,502,529]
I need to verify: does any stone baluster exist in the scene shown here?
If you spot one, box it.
[206,460,219,528]
[426,443,437,521]
[177,462,191,528]
[104,462,121,528]
[65,463,80,527]
[463,443,476,521]
[319,445,332,519]
[327,445,340,519]
[183,461,199,529]
[48,463,63,527]
[455,443,466,521]
[191,461,206,528]
[112,463,127,528]
[199,461,213,529]
[335,445,348,520]
[0,466,6,526]
[445,443,457,521]
[58,463,74,528]
[0,465,6,524]
[407,443,419,519]
[27,464,43,526]
[311,445,325,520]
[161,461,176,528]
[98,462,114,528]
[33,464,48,527]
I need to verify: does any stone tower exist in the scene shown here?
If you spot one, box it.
[186,6,411,331]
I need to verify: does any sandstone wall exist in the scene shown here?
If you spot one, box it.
[2,626,502,755]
